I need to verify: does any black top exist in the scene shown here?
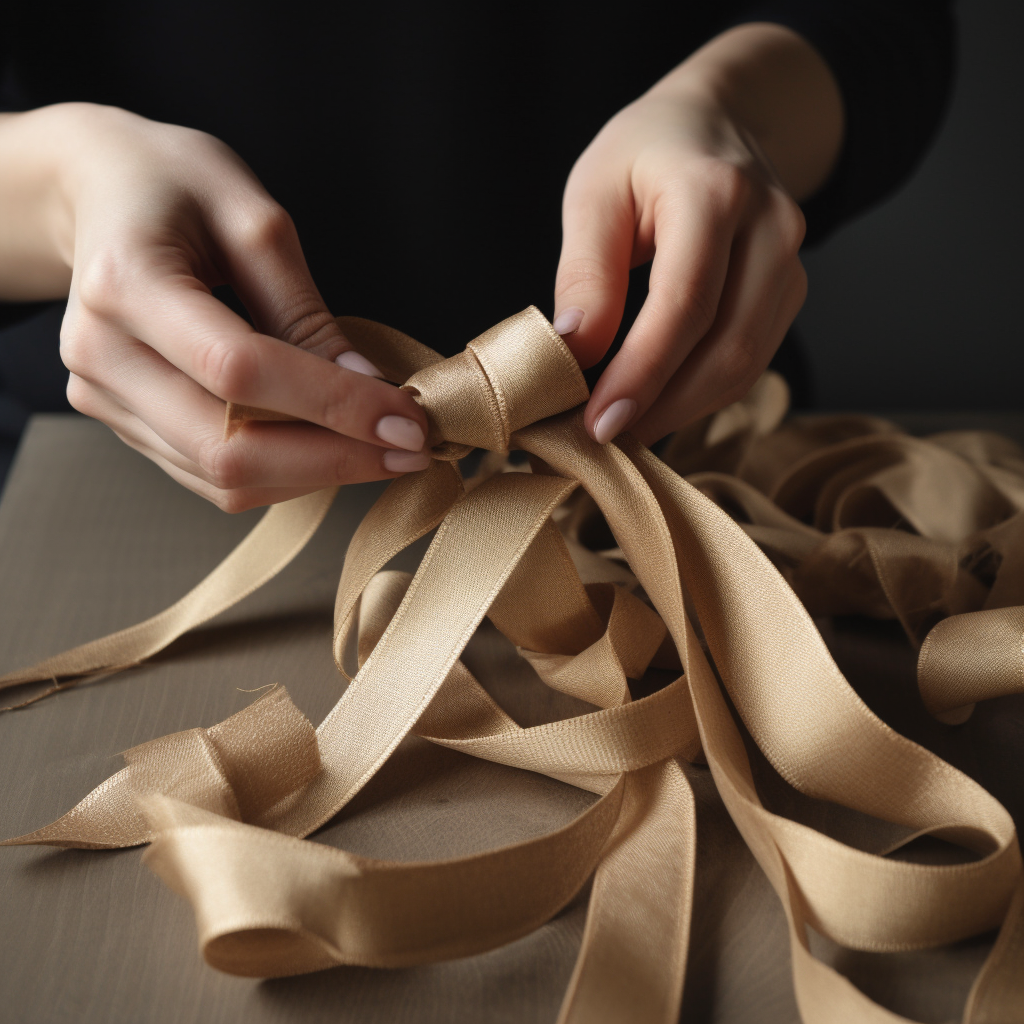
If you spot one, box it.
[0,1,954,472]
[0,1,954,351]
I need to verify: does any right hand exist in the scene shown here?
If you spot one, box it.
[0,103,431,512]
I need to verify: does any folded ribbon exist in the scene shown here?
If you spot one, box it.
[2,306,1023,1023]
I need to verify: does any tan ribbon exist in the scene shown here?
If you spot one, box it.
[3,306,1024,1023]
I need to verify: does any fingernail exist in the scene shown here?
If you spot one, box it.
[552,307,584,336]
[376,415,425,451]
[336,350,384,377]
[383,449,432,473]
[592,398,637,445]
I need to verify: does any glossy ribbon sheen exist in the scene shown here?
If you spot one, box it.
[3,307,1024,1023]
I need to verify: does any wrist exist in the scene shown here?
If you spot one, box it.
[37,104,139,268]
[0,103,151,299]
[0,103,109,298]
[648,23,844,201]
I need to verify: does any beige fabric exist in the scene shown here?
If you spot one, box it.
[2,305,1024,1023]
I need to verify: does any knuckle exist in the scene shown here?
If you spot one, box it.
[59,320,90,375]
[717,335,760,392]
[65,374,97,416]
[657,158,749,216]
[276,301,337,348]
[76,250,132,316]
[554,255,620,299]
[624,344,676,389]
[211,488,255,514]
[59,306,112,379]
[185,126,232,157]
[198,441,247,491]
[649,278,717,341]
[706,160,751,210]
[564,149,614,200]
[234,201,295,254]
[331,441,363,485]
[200,337,257,402]
[774,195,807,253]
[316,392,350,435]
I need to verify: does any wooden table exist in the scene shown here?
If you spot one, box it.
[1,414,1022,1024]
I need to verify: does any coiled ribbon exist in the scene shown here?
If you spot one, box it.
[2,307,1023,1023]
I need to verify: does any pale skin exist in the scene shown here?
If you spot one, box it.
[0,23,842,511]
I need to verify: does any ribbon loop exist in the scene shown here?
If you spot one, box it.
[403,306,589,457]
[4,305,1024,1024]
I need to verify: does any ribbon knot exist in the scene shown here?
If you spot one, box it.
[4,306,1024,1024]
[221,306,588,452]
[393,306,591,458]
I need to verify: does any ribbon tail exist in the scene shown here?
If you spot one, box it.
[0,487,337,696]
[2,687,321,848]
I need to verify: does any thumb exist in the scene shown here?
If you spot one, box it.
[552,180,635,369]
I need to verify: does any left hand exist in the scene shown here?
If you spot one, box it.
[552,24,842,446]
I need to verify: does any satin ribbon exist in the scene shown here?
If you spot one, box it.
[2,307,1023,1023]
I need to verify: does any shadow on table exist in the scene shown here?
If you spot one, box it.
[258,892,588,1024]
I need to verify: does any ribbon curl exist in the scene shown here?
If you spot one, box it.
[2,307,1024,1023]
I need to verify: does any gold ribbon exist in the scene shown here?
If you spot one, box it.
[3,306,1024,1022]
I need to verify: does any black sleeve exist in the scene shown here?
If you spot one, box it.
[0,30,50,332]
[728,1,956,245]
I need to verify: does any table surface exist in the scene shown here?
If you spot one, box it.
[1,413,1022,1024]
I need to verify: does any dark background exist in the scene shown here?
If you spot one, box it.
[796,0,1023,411]
[0,0,1019,488]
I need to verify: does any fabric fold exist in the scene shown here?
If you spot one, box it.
[3,305,1024,1024]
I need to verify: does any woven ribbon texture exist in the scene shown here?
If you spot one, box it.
[3,307,1024,1023]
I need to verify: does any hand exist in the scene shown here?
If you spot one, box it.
[552,24,843,446]
[0,103,431,512]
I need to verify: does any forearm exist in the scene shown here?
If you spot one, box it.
[649,22,844,202]
[0,104,83,301]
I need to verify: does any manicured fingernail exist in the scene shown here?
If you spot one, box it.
[335,350,384,377]
[552,307,584,336]
[376,415,425,451]
[383,449,432,473]
[592,398,637,445]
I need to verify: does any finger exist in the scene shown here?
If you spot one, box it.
[80,258,428,452]
[631,219,807,446]
[71,375,427,512]
[63,329,432,489]
[67,370,208,479]
[207,200,363,365]
[552,172,635,369]
[117,432,318,513]
[583,172,743,444]
[66,373,300,508]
